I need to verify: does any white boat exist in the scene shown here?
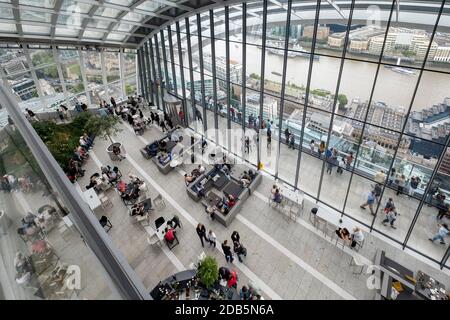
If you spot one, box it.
[391,67,416,75]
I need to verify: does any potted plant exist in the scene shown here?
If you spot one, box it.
[84,114,123,161]
[197,255,219,289]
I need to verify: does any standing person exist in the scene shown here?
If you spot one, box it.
[178,109,184,125]
[230,106,235,121]
[207,230,217,248]
[346,151,354,170]
[326,156,334,174]
[110,96,116,108]
[409,176,421,197]
[195,107,203,123]
[244,136,250,154]
[350,227,365,248]
[388,168,396,186]
[56,107,64,121]
[289,133,295,149]
[221,240,234,263]
[139,109,144,120]
[25,108,38,121]
[382,206,397,229]
[429,224,449,245]
[360,190,376,215]
[318,141,325,159]
[233,241,247,263]
[231,231,240,243]
[227,270,238,289]
[284,128,290,144]
[337,156,345,175]
[396,174,406,196]
[7,115,15,130]
[373,183,382,203]
[374,170,386,185]
[112,145,125,161]
[267,130,271,148]
[384,198,395,213]
[160,118,167,132]
[240,286,251,300]
[196,223,208,247]
[310,140,315,154]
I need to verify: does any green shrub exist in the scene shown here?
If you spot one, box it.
[197,256,219,289]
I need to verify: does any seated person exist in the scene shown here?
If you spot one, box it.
[350,227,364,248]
[198,164,206,175]
[117,180,127,193]
[184,173,195,185]
[273,189,283,203]
[170,129,183,142]
[164,227,176,244]
[86,173,99,190]
[240,171,252,187]
[146,142,159,157]
[158,140,167,153]
[271,185,278,196]
[192,183,206,198]
[248,169,256,180]
[167,215,181,229]
[130,203,144,216]
[226,194,236,208]
[335,227,350,241]
[157,152,172,165]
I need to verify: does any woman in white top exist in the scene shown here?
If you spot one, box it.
[207,230,217,248]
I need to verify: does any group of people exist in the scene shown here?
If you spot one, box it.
[335,226,365,249]
[66,132,94,183]
[1,174,34,193]
[184,165,206,186]
[117,174,145,203]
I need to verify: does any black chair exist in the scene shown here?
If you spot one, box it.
[155,217,165,229]
[165,232,179,250]
[99,216,112,232]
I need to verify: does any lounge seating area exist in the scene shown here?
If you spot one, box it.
[186,163,262,227]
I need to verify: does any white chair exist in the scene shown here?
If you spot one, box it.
[99,193,113,210]
[135,212,150,226]
[147,235,161,248]
[152,194,166,209]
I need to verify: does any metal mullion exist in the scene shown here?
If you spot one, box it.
[137,48,146,98]
[257,0,268,168]
[139,47,148,100]
[175,21,187,124]
[167,26,178,95]
[316,0,356,202]
[225,6,231,151]
[185,18,196,128]
[154,35,165,111]
[441,244,450,270]
[368,0,446,233]
[23,46,45,109]
[141,46,149,100]
[196,13,208,136]
[402,134,450,251]
[143,43,152,103]
[160,30,171,93]
[241,2,247,156]
[209,11,219,143]
[341,0,397,215]
[293,0,322,188]
[274,0,293,179]
[119,49,126,100]
[149,39,159,109]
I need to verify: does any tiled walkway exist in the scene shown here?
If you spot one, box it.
[72,107,450,299]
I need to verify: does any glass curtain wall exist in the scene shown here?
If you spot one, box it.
[0,45,138,125]
[141,0,450,269]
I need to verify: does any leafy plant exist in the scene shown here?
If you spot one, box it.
[84,114,122,143]
[197,256,219,289]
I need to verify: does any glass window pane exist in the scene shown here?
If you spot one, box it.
[59,49,84,95]
[29,49,55,68]
[0,49,29,75]
[82,51,103,90]
[104,52,120,83]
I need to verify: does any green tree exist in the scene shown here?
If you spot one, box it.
[249,73,260,80]
[197,256,219,289]
[84,114,122,144]
[337,94,348,109]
